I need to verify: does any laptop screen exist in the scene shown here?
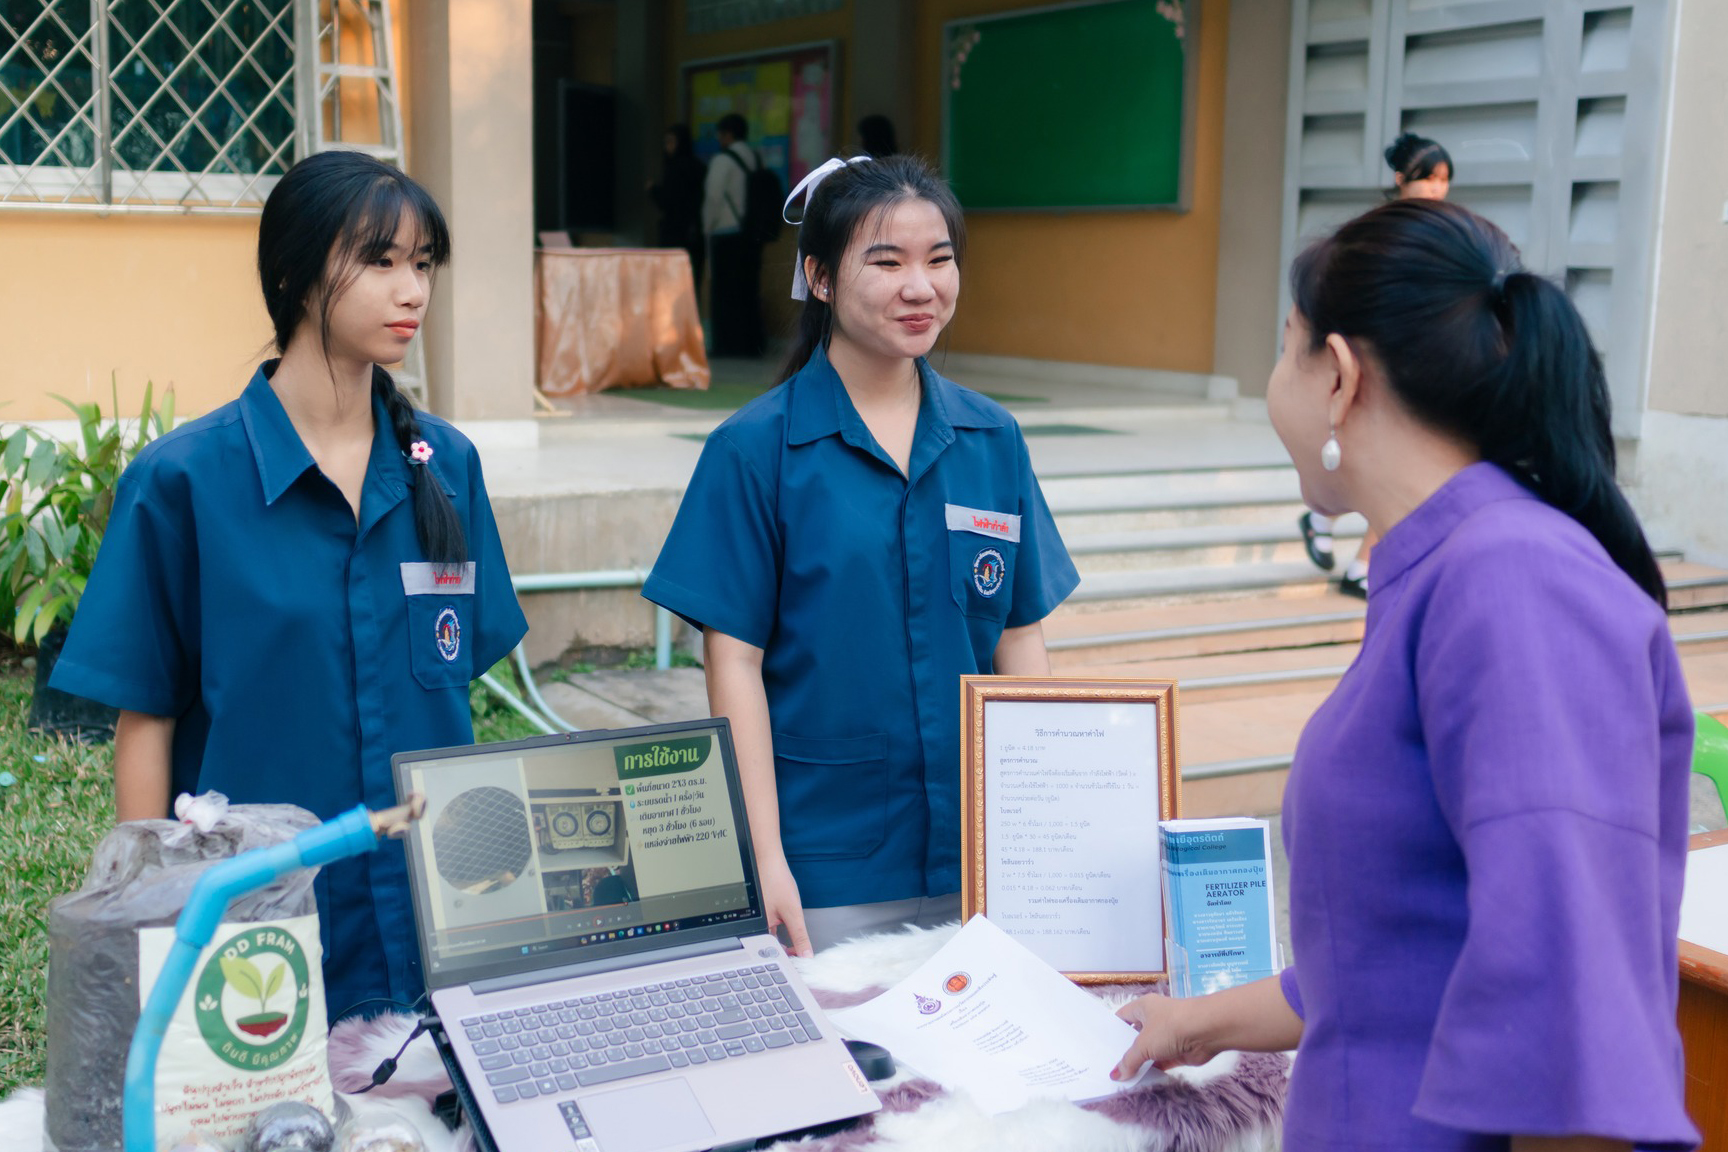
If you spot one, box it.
[393,719,764,989]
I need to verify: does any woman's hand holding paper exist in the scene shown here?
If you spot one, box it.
[1113,993,1212,1079]
[1113,977,1304,1081]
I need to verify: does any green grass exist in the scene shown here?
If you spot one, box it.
[0,656,545,1096]
[619,648,701,671]
[618,382,773,411]
[0,654,116,1096]
[470,659,555,744]
[1019,423,1121,437]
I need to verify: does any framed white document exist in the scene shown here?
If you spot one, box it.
[961,677,1180,984]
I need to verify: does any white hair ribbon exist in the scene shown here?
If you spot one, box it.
[784,155,873,300]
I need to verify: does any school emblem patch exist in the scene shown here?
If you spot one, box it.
[435,606,461,663]
[972,547,1006,598]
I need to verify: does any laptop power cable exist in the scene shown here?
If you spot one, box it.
[354,1015,441,1094]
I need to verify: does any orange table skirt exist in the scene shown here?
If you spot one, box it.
[534,247,710,396]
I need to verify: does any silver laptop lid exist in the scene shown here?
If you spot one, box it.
[392,718,768,990]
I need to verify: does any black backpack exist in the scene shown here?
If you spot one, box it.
[719,148,784,245]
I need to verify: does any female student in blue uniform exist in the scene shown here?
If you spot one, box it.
[644,156,1078,955]
[52,151,528,1020]
[1113,201,1695,1150]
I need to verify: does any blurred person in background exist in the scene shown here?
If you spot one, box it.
[703,113,766,356]
[1299,132,1454,598]
[857,114,899,159]
[649,123,707,291]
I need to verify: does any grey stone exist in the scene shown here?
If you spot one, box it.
[1691,771,1728,835]
[572,668,711,726]
[536,681,652,730]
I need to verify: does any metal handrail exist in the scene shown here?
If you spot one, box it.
[477,569,676,733]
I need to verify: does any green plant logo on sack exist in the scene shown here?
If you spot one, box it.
[194,925,313,1070]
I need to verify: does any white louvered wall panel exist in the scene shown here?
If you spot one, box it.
[1278,0,1673,437]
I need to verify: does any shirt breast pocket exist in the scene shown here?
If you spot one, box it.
[402,562,478,690]
[945,504,1019,622]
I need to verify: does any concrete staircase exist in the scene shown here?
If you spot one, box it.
[506,369,1728,828]
[1037,458,1728,819]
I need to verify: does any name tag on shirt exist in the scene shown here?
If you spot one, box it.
[945,503,1021,544]
[400,562,477,595]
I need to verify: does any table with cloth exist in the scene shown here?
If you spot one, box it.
[0,925,1287,1152]
[1680,828,1728,1147]
[336,924,1284,1152]
[534,247,710,396]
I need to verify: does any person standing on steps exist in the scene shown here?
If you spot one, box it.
[1299,132,1454,599]
[703,113,766,357]
[645,155,1078,956]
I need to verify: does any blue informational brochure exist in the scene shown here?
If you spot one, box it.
[1159,817,1280,997]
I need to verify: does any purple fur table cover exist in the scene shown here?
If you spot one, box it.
[749,923,1288,1152]
[0,924,1287,1152]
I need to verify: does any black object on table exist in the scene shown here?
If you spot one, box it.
[843,1038,896,1082]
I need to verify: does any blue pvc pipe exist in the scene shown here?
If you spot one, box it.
[124,806,379,1152]
[654,606,673,672]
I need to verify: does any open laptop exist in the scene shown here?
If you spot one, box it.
[393,718,881,1152]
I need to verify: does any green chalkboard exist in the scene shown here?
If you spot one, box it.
[943,0,1187,210]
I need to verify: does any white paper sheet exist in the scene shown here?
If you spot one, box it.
[826,915,1159,1115]
[1680,843,1728,957]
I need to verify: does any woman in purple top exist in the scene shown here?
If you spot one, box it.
[1114,200,1698,1151]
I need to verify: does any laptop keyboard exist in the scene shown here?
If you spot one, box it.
[459,964,824,1105]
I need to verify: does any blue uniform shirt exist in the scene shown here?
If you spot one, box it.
[643,346,1078,908]
[52,362,528,1018]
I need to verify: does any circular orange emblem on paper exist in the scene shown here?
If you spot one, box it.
[944,972,971,995]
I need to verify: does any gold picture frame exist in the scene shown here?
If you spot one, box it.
[961,676,1181,985]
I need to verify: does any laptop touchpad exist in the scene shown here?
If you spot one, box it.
[581,1080,715,1152]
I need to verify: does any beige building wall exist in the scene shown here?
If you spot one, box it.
[0,0,542,432]
[0,215,270,418]
[0,0,447,426]
[1628,0,1728,564]
[1645,0,1728,420]
[408,0,537,424]
[1211,0,1291,401]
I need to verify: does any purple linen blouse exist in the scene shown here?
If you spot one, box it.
[1279,462,1698,1151]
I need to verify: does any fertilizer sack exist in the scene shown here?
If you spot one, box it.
[45,794,336,1152]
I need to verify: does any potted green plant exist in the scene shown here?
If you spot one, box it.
[0,378,175,740]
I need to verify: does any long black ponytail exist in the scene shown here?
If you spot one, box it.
[1290,198,1665,606]
[258,150,466,565]
[776,154,967,384]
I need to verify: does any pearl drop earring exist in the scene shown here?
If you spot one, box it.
[1321,428,1342,472]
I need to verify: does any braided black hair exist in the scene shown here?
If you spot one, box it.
[257,150,466,565]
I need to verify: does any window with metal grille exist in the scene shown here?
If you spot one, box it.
[0,0,295,211]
